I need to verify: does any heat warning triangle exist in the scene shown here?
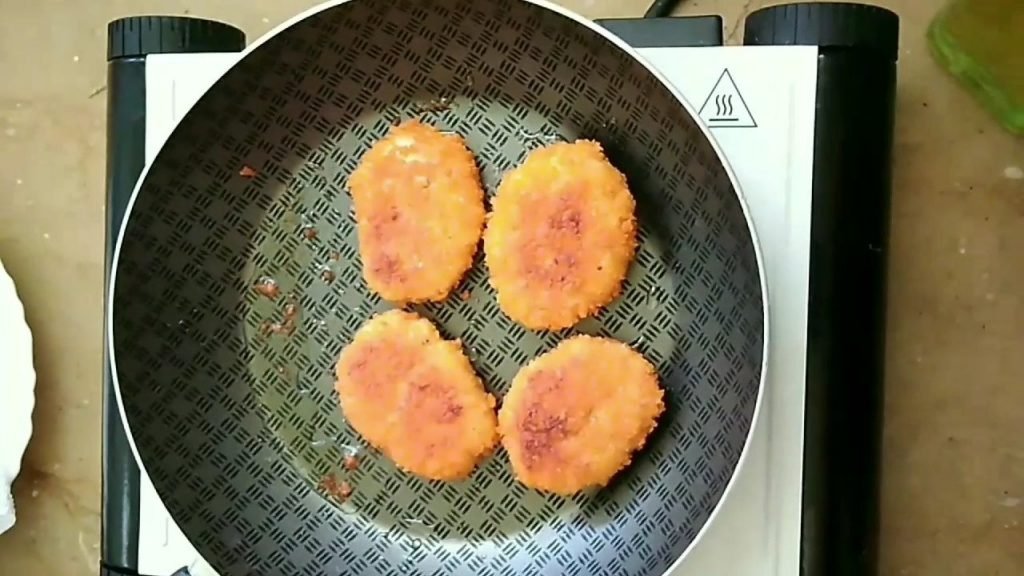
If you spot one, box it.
[698,68,757,128]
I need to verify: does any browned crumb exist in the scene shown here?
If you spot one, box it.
[260,321,292,337]
[459,289,472,302]
[417,96,453,114]
[260,300,299,336]
[319,474,354,501]
[343,454,360,471]
[239,165,258,178]
[253,277,280,300]
[338,480,354,499]
[321,268,337,284]
[329,250,342,262]
[302,226,319,241]
[282,301,298,323]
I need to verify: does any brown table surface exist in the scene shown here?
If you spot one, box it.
[0,0,1020,574]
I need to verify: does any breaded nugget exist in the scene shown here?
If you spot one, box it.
[348,120,485,303]
[335,310,498,481]
[484,140,637,330]
[498,336,664,495]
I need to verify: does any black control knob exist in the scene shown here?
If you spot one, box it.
[108,16,246,60]
[743,2,899,61]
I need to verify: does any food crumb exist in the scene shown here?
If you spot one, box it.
[329,250,342,262]
[302,226,319,241]
[321,267,336,284]
[253,277,281,300]
[417,96,453,114]
[319,474,354,501]
[338,480,354,499]
[343,454,360,471]
[239,165,258,178]
[282,301,299,322]
[459,289,472,302]
[260,299,299,336]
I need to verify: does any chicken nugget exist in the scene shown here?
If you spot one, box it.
[335,310,498,481]
[348,121,485,303]
[484,140,637,330]
[498,336,664,495]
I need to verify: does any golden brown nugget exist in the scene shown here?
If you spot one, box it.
[483,140,637,330]
[335,310,498,481]
[348,120,485,303]
[498,336,664,495]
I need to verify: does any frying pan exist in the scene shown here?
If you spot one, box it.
[109,1,767,574]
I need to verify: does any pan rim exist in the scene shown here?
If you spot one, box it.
[106,0,771,573]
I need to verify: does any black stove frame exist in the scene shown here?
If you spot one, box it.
[102,5,898,575]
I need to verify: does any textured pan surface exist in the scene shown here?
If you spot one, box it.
[110,1,764,574]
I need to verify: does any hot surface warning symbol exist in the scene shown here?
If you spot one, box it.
[698,69,757,128]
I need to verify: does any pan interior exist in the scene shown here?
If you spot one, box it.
[111,1,764,575]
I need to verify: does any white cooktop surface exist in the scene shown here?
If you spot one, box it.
[135,44,817,576]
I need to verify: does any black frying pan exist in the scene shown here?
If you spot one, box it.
[109,1,766,574]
